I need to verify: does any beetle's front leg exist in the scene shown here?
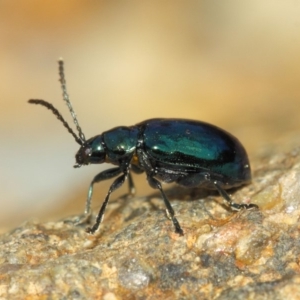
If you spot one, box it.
[73,167,122,226]
[86,170,129,234]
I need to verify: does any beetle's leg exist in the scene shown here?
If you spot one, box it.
[118,164,144,200]
[131,164,144,174]
[87,171,128,234]
[114,166,140,200]
[127,172,135,196]
[127,165,144,194]
[213,181,258,211]
[74,167,122,225]
[147,175,184,236]
[85,167,123,214]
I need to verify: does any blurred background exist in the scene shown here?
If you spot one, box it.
[1,1,300,231]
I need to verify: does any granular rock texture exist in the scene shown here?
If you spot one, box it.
[1,134,300,299]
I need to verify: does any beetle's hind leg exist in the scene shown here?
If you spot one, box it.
[147,175,184,236]
[213,181,258,211]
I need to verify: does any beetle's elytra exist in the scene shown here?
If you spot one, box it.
[28,60,258,236]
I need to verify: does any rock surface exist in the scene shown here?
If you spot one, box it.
[1,134,300,299]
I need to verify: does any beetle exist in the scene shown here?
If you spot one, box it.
[28,59,258,236]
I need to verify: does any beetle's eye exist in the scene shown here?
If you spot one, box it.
[75,152,83,165]
[75,145,91,166]
[85,147,92,156]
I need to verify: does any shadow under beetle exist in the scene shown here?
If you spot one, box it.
[28,59,258,236]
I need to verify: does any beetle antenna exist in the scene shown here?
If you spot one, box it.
[58,58,86,144]
[28,99,83,145]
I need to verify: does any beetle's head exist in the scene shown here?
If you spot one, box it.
[29,60,101,169]
[74,135,106,168]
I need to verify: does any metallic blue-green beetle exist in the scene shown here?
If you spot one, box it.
[29,60,258,236]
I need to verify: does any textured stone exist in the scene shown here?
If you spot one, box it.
[1,134,300,299]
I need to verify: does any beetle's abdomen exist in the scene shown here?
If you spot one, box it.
[140,119,251,183]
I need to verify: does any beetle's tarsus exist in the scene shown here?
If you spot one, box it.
[175,224,184,236]
[73,213,92,226]
[232,203,259,211]
[214,181,258,211]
